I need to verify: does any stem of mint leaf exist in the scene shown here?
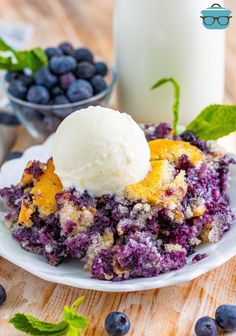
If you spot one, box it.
[186,104,236,140]
[9,296,89,336]
[0,38,48,74]
[151,78,180,134]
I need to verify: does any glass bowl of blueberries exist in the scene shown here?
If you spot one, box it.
[4,42,117,139]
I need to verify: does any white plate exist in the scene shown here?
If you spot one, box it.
[0,136,236,292]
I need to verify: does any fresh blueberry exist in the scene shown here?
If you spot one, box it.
[76,61,96,79]
[67,79,93,102]
[45,47,63,59]
[43,115,61,132]
[59,72,76,90]
[5,71,20,82]
[8,80,27,100]
[195,317,218,336]
[90,75,107,94]
[215,305,236,332]
[27,85,50,104]
[54,95,70,105]
[35,66,57,89]
[0,284,7,305]
[51,86,64,97]
[18,74,34,87]
[105,312,130,336]
[95,61,108,77]
[50,56,77,75]
[73,48,94,63]
[59,42,74,55]
[6,151,23,161]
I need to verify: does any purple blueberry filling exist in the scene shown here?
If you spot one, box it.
[0,123,235,281]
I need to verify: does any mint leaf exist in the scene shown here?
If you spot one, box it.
[186,104,236,140]
[151,78,180,133]
[0,38,48,73]
[64,306,88,330]
[10,313,69,336]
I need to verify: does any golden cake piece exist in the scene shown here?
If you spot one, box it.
[149,139,205,166]
[18,199,35,227]
[31,159,62,217]
[18,159,63,226]
[125,160,187,206]
[21,161,46,186]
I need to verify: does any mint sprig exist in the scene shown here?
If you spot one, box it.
[0,38,48,74]
[9,296,88,336]
[151,78,180,134]
[152,77,236,140]
[186,104,236,140]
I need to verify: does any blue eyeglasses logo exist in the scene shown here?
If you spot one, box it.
[201,3,232,30]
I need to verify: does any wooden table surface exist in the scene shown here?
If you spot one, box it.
[1,1,236,335]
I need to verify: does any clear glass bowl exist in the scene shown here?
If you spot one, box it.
[4,66,117,139]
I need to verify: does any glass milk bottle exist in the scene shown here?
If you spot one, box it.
[114,0,225,125]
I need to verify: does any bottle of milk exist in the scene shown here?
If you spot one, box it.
[114,0,225,125]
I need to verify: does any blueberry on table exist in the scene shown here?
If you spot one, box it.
[73,47,94,63]
[59,72,76,90]
[54,95,70,105]
[91,75,107,94]
[105,312,130,336]
[51,86,64,97]
[76,61,96,79]
[95,61,108,76]
[215,305,236,332]
[195,317,218,336]
[35,66,57,89]
[27,85,50,104]
[5,71,20,82]
[67,79,93,102]
[0,284,7,305]
[50,56,77,75]
[8,80,28,100]
[59,41,74,55]
[45,47,63,59]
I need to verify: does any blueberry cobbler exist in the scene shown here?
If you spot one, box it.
[0,108,235,281]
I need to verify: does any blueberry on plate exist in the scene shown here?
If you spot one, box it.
[35,66,57,89]
[5,71,20,82]
[76,61,96,80]
[59,72,76,90]
[6,151,23,161]
[59,42,74,55]
[105,312,130,336]
[67,79,93,102]
[45,47,63,59]
[74,47,94,63]
[95,61,108,77]
[195,317,218,336]
[51,86,64,97]
[91,75,107,94]
[50,56,77,75]
[8,80,28,100]
[0,284,7,305]
[215,305,236,332]
[54,95,70,105]
[27,85,50,104]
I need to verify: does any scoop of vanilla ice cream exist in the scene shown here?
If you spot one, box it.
[53,106,150,197]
